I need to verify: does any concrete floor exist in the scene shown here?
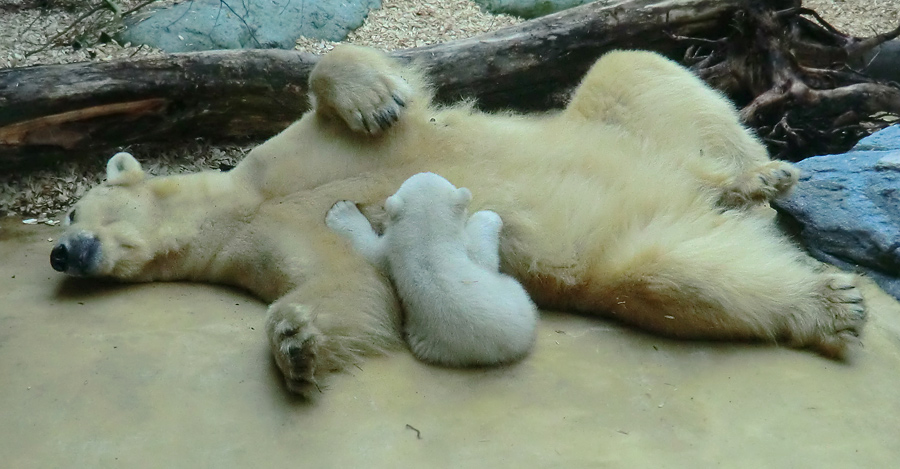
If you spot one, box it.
[2,217,899,468]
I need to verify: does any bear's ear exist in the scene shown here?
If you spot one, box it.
[106,152,145,186]
[385,194,403,218]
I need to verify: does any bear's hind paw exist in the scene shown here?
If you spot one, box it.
[810,273,868,359]
[720,161,799,208]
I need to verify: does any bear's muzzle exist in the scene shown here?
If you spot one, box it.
[51,233,101,276]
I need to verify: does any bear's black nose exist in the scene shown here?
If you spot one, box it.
[50,244,68,272]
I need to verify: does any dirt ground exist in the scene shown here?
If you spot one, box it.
[2,2,900,467]
[2,219,900,467]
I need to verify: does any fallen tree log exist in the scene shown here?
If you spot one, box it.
[0,0,767,169]
[1,0,898,169]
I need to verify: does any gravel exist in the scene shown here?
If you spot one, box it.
[295,0,519,54]
[0,0,896,219]
[804,0,899,37]
[1,0,170,69]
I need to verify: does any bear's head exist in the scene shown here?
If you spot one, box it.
[384,172,472,223]
[50,152,200,280]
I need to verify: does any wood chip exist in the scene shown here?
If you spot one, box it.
[1,0,896,217]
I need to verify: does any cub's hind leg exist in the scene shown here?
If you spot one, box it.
[565,50,798,209]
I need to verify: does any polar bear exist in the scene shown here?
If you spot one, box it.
[50,45,866,396]
[325,172,538,366]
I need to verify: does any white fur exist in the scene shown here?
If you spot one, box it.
[54,46,866,395]
[327,172,538,366]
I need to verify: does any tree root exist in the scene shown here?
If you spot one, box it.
[680,0,900,160]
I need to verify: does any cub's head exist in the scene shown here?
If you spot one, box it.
[384,172,472,223]
[50,152,180,279]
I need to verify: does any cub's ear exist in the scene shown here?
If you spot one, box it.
[454,187,472,208]
[106,152,145,186]
[385,194,403,218]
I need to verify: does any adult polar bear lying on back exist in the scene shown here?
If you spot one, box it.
[50,45,866,396]
[326,172,538,366]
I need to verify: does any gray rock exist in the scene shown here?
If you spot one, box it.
[119,0,380,53]
[774,125,900,298]
[850,124,900,151]
[473,0,592,19]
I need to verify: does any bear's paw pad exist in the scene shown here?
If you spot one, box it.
[269,306,322,395]
[335,73,412,135]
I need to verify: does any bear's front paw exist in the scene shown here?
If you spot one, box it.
[337,73,411,135]
[310,46,413,135]
[266,303,323,395]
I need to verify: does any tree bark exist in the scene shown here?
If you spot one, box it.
[0,0,761,170]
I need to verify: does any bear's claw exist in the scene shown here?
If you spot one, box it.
[811,273,868,359]
[310,49,413,136]
[317,69,413,135]
[720,161,799,207]
[348,75,411,135]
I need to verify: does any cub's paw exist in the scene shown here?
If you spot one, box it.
[265,303,323,395]
[309,45,413,135]
[814,273,868,359]
[469,210,503,235]
[325,200,370,236]
[466,210,504,271]
[720,161,799,208]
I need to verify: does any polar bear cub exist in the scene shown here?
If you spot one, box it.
[325,172,538,367]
